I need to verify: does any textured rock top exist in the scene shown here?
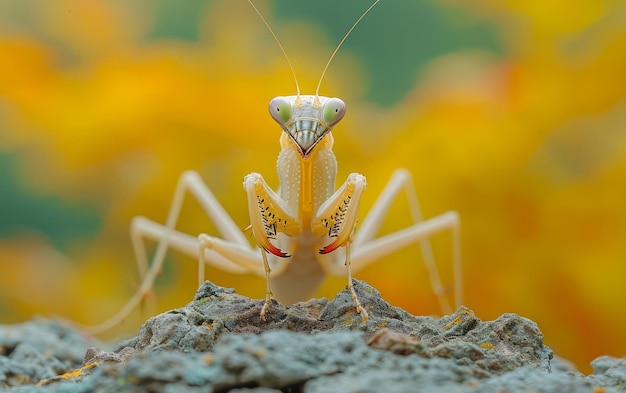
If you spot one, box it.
[124,279,553,376]
[1,280,624,392]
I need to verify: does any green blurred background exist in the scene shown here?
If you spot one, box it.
[1,0,624,373]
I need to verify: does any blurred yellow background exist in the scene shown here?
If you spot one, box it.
[1,0,624,373]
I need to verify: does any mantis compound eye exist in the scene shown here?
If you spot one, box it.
[322,97,346,127]
[269,96,292,125]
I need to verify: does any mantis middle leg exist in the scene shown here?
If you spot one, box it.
[84,170,264,333]
[350,168,462,315]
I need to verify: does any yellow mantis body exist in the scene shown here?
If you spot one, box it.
[87,0,461,333]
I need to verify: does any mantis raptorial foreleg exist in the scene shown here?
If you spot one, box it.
[243,172,301,258]
[313,173,366,254]
[314,173,369,321]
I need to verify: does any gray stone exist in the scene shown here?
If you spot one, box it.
[0,319,96,388]
[127,279,553,377]
[2,280,625,392]
[588,356,626,391]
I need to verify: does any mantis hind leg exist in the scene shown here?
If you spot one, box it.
[81,170,258,334]
[350,169,462,315]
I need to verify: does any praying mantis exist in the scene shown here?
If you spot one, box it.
[86,0,462,333]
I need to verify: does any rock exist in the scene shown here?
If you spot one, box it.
[588,356,626,390]
[125,279,553,377]
[1,280,625,392]
[0,319,96,389]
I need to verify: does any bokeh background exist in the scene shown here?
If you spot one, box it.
[1,0,624,372]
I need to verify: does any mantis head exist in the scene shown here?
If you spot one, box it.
[269,95,346,158]
[249,0,378,158]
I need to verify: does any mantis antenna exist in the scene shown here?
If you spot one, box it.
[315,0,381,97]
[247,0,382,98]
[247,0,300,96]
